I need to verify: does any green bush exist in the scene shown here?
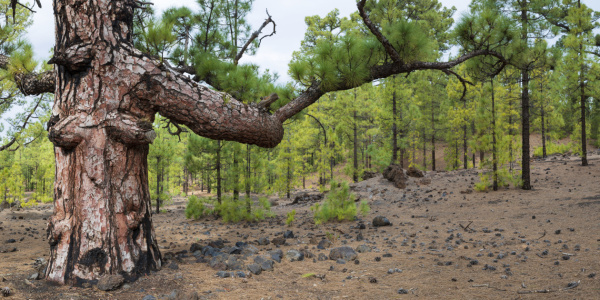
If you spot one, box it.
[475,168,520,191]
[311,181,369,225]
[213,196,274,223]
[186,195,275,223]
[533,142,572,158]
[358,200,370,216]
[286,209,296,226]
[185,195,214,220]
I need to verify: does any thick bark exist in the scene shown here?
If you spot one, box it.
[45,0,162,284]
[0,55,54,95]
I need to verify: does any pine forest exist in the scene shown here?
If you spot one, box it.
[0,0,599,298]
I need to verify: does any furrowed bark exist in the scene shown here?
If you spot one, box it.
[0,55,55,95]
[135,66,284,148]
[45,0,162,285]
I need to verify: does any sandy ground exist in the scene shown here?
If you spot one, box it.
[1,152,599,299]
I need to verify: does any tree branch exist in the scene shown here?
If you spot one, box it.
[275,49,506,123]
[0,54,55,95]
[0,96,43,151]
[234,9,276,65]
[257,92,279,110]
[357,0,401,63]
[133,56,284,148]
[442,69,473,101]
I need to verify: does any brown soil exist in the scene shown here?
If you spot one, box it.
[1,152,600,299]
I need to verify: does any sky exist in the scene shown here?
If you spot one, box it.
[19,0,600,84]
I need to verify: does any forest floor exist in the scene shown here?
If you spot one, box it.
[1,152,600,299]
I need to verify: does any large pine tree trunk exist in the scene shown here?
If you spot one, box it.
[45,0,162,284]
[44,0,283,285]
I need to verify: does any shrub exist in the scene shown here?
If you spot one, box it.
[213,196,274,223]
[475,168,520,191]
[186,194,275,223]
[311,180,369,225]
[358,200,370,217]
[185,195,214,220]
[286,209,296,226]
[533,142,572,158]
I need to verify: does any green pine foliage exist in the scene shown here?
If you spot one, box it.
[286,209,297,226]
[533,142,574,158]
[185,195,214,220]
[311,181,369,225]
[185,194,273,223]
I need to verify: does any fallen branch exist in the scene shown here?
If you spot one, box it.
[517,289,550,294]
[460,221,473,231]
[472,284,507,292]
[536,230,547,240]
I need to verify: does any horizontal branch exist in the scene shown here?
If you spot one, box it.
[0,54,55,95]
[133,57,284,148]
[275,49,505,123]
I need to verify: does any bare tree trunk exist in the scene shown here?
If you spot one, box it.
[463,101,468,169]
[233,146,239,201]
[330,140,334,181]
[520,2,532,190]
[246,144,251,199]
[286,145,291,199]
[471,120,476,168]
[353,92,358,183]
[156,157,161,214]
[431,99,436,171]
[579,31,588,166]
[540,80,547,159]
[391,77,398,164]
[491,79,498,191]
[217,141,222,203]
[422,129,427,170]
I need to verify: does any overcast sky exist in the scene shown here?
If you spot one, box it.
[22,0,600,84]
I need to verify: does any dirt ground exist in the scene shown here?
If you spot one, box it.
[1,152,600,300]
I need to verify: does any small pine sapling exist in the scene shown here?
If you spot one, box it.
[286,209,296,226]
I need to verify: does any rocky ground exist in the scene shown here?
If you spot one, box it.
[1,153,600,299]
